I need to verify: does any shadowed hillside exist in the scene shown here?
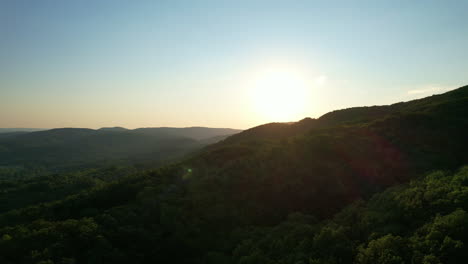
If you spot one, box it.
[183,85,468,221]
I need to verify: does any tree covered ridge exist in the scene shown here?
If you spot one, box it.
[181,85,467,222]
[221,84,467,143]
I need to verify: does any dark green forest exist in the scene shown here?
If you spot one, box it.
[0,85,467,264]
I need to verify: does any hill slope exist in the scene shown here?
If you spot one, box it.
[180,85,468,223]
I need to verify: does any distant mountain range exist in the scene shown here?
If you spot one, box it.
[0,126,241,172]
[0,128,45,133]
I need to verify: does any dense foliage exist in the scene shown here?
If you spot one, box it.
[1,165,467,263]
[0,85,466,263]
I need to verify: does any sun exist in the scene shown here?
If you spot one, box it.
[249,67,311,122]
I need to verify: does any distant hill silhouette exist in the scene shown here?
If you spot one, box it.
[97,127,129,132]
[134,127,242,141]
[0,128,44,134]
[0,127,241,172]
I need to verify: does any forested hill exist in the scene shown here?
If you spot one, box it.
[221,85,468,143]
[0,85,467,263]
[0,127,241,175]
[184,85,468,218]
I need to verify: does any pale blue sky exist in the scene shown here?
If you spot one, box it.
[1,0,467,129]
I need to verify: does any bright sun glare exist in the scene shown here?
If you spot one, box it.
[250,68,311,122]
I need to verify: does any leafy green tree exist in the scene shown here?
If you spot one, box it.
[356,234,407,264]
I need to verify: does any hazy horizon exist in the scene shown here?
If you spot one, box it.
[0,125,243,130]
[1,84,464,130]
[2,0,468,129]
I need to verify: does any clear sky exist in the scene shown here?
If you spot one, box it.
[1,0,467,129]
